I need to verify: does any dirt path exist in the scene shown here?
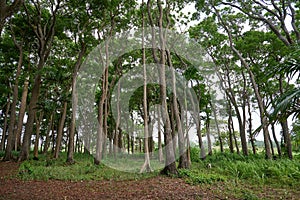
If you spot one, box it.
[0,161,222,200]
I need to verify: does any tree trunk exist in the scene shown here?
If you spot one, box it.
[43,112,54,154]
[247,94,256,155]
[15,78,29,151]
[131,136,134,154]
[189,81,206,159]
[19,0,60,161]
[228,115,234,153]
[227,71,248,156]
[206,117,212,156]
[94,33,110,164]
[67,44,86,164]
[281,120,292,159]
[53,102,68,159]
[157,106,164,162]
[114,81,121,158]
[147,0,177,175]
[33,111,43,160]
[4,37,23,161]
[271,122,281,157]
[211,102,223,153]
[166,47,189,169]
[118,128,123,153]
[229,105,240,154]
[227,101,234,153]
[268,131,275,157]
[19,73,42,161]
[0,99,10,151]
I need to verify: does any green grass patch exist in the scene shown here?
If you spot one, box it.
[188,148,300,188]
[18,152,159,181]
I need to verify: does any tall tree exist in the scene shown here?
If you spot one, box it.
[19,0,61,161]
[3,27,23,161]
[140,0,152,173]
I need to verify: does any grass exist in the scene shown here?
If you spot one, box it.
[2,148,300,199]
[179,148,300,199]
[18,152,160,181]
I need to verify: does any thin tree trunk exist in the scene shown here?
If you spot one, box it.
[94,35,110,164]
[53,102,68,159]
[281,120,292,159]
[1,98,10,151]
[15,78,29,151]
[229,104,240,154]
[140,3,152,172]
[271,122,281,157]
[268,131,275,157]
[157,106,164,162]
[43,112,54,154]
[189,81,206,159]
[211,102,223,153]
[226,70,248,156]
[4,35,23,161]
[206,116,212,156]
[247,94,256,154]
[228,115,234,153]
[33,111,43,159]
[67,43,86,164]
[166,46,189,169]
[114,81,121,158]
[118,128,122,153]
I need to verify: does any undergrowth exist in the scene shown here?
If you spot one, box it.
[18,152,159,181]
[15,149,300,189]
[186,147,300,187]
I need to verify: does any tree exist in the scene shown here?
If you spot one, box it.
[140,0,152,173]
[18,0,62,161]
[3,27,23,161]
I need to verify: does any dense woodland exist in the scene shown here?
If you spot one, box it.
[0,0,299,178]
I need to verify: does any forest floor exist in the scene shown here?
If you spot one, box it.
[1,161,300,200]
[0,161,227,200]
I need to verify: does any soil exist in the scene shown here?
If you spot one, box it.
[0,161,224,200]
[1,161,299,200]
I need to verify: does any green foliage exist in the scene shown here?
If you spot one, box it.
[187,149,300,187]
[18,152,159,181]
[178,168,227,184]
[189,146,201,163]
[0,151,19,158]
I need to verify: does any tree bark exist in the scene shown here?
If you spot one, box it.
[271,122,281,157]
[0,99,10,151]
[15,78,29,151]
[157,107,164,162]
[43,112,53,154]
[281,120,292,159]
[19,0,60,161]
[166,47,189,169]
[211,102,223,153]
[33,111,43,159]
[140,2,152,171]
[67,42,86,164]
[147,0,177,175]
[247,93,256,155]
[53,102,68,159]
[206,110,212,156]
[4,35,23,161]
